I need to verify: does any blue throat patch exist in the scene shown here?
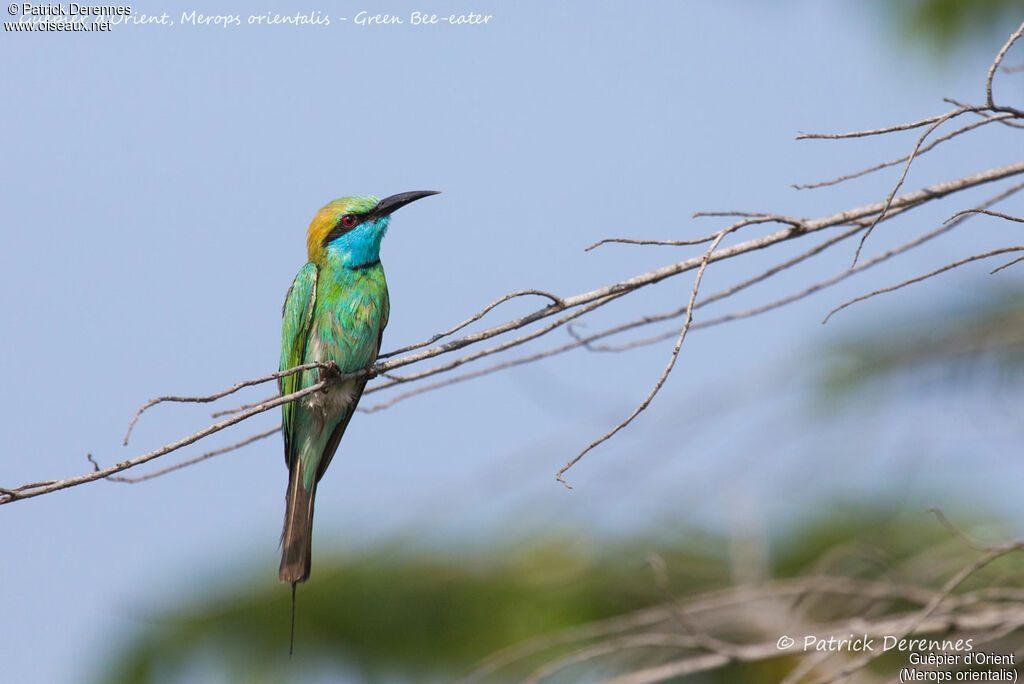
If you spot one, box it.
[326,216,390,270]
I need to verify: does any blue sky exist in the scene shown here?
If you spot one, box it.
[2,2,1023,682]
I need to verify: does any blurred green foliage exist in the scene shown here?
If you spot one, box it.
[102,533,724,683]
[822,288,1024,399]
[100,507,1022,683]
[884,0,1023,52]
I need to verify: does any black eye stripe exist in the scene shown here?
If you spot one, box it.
[321,213,367,247]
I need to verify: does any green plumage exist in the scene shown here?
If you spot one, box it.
[280,264,389,484]
[278,191,437,597]
[279,261,389,584]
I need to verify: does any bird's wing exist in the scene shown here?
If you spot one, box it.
[279,261,318,468]
[380,285,390,331]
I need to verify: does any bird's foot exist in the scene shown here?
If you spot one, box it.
[318,361,341,387]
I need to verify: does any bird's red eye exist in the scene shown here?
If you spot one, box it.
[341,214,357,228]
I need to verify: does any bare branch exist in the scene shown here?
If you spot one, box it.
[456,576,942,684]
[432,162,1024,382]
[2,378,334,504]
[7,24,1024,504]
[4,160,1021,503]
[810,540,1024,684]
[602,603,1024,684]
[470,545,1024,684]
[551,181,1024,357]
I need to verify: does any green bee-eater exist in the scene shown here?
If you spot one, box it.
[278,191,439,586]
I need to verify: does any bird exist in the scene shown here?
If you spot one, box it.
[278,191,439,592]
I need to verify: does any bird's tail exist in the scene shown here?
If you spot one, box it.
[280,464,317,584]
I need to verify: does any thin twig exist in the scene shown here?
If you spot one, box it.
[792,114,1016,190]
[522,633,703,684]
[366,293,626,394]
[586,214,802,252]
[850,107,970,265]
[991,254,1024,275]
[377,289,563,359]
[987,20,1024,111]
[796,112,963,140]
[928,508,992,553]
[210,399,274,419]
[122,361,335,445]
[555,229,729,487]
[944,208,1024,226]
[693,211,783,218]
[945,97,1024,129]
[823,246,1024,324]
[585,236,716,251]
[107,425,280,483]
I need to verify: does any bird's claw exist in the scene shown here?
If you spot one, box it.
[318,361,341,388]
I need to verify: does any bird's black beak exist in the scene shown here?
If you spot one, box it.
[372,190,440,219]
